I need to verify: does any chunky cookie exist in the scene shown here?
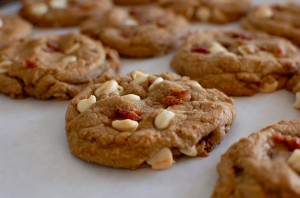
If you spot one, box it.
[171,30,300,96]
[81,7,190,58]
[0,33,120,99]
[65,71,236,169]
[241,3,300,47]
[114,0,155,5]
[212,119,300,198]
[0,15,32,49]
[159,0,250,24]
[20,0,113,27]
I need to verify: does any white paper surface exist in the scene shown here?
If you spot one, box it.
[0,0,299,198]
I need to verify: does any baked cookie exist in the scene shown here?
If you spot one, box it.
[114,0,155,5]
[159,0,251,24]
[212,119,300,198]
[0,15,32,49]
[171,30,300,96]
[0,32,120,99]
[81,7,190,58]
[241,3,300,47]
[20,0,113,27]
[65,71,236,169]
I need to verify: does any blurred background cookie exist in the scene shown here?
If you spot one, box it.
[0,33,120,99]
[19,0,113,27]
[81,6,190,58]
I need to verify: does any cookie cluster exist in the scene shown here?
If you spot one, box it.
[1,0,300,197]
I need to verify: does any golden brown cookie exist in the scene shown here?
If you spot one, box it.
[20,0,113,27]
[0,15,32,48]
[0,33,120,99]
[241,3,300,47]
[81,6,190,58]
[171,30,300,96]
[65,71,236,169]
[212,119,300,198]
[159,0,251,24]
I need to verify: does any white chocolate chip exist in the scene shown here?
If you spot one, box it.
[122,94,141,101]
[52,93,67,98]
[255,6,273,18]
[209,42,228,54]
[0,60,12,74]
[180,145,198,157]
[65,43,80,54]
[112,119,139,132]
[288,149,300,173]
[63,55,77,63]
[237,45,256,55]
[146,147,174,170]
[195,7,211,22]
[154,110,175,129]
[49,0,68,9]
[293,92,300,109]
[77,95,96,113]
[31,3,48,15]
[189,80,202,88]
[94,80,121,96]
[259,80,278,93]
[123,18,138,26]
[132,71,149,84]
[149,77,164,91]
[0,19,3,28]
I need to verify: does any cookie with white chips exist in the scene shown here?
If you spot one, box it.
[65,71,236,169]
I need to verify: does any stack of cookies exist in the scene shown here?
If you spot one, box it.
[1,0,300,197]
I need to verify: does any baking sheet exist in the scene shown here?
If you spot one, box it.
[0,0,299,197]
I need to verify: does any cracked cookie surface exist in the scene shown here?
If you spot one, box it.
[65,71,236,169]
[81,6,190,58]
[241,3,300,47]
[212,119,300,198]
[159,0,250,24]
[171,30,300,96]
[20,0,113,27]
[0,32,120,99]
[0,15,32,49]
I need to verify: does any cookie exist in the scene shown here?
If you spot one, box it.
[159,0,250,24]
[241,3,300,47]
[212,119,300,198]
[20,0,113,27]
[0,15,32,49]
[81,6,190,58]
[114,0,155,5]
[65,71,236,169]
[0,32,120,99]
[171,30,300,96]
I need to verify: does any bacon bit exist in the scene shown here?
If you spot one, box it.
[273,133,300,151]
[274,47,284,57]
[168,87,191,101]
[23,57,37,68]
[191,46,210,54]
[161,87,191,107]
[232,33,252,40]
[156,19,168,27]
[121,29,137,38]
[115,107,142,122]
[161,96,183,106]
[46,40,61,52]
[128,8,141,16]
